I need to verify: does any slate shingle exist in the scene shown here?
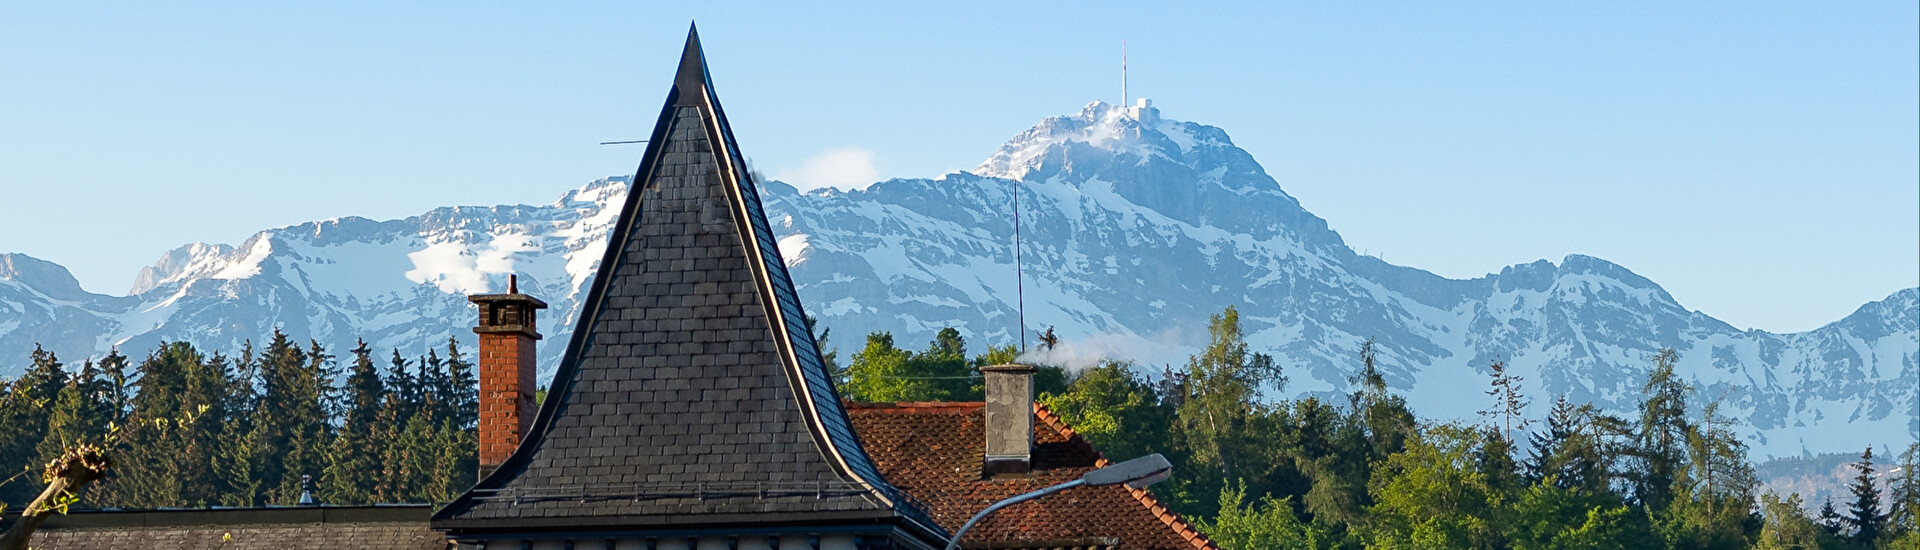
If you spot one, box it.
[432,27,934,537]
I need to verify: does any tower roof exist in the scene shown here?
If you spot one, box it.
[433,26,941,541]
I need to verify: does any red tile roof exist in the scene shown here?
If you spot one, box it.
[846,402,1217,550]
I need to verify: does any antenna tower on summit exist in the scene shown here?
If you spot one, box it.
[1121,39,1128,109]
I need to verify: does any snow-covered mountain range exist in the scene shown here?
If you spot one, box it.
[1,101,1912,459]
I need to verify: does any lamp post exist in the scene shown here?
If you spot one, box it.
[944,454,1173,550]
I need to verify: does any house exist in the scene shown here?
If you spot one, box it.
[15,25,1218,550]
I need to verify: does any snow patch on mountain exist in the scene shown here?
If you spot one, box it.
[0,106,1910,460]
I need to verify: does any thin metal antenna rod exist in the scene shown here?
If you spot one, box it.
[1121,40,1128,108]
[1013,178,1026,353]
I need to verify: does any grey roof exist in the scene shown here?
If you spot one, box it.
[433,26,941,539]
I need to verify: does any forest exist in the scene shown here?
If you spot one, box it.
[0,332,478,509]
[0,307,1914,550]
[830,308,1919,550]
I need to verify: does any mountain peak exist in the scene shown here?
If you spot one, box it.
[974,100,1218,181]
[129,242,240,295]
[0,253,92,301]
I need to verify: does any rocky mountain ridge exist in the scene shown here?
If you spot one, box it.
[0,101,1911,459]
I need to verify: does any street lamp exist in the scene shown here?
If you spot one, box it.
[944,454,1174,550]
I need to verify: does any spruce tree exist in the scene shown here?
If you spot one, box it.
[248,332,335,504]
[33,359,111,476]
[217,340,265,506]
[95,349,133,428]
[95,342,192,507]
[1526,395,1613,493]
[433,338,478,499]
[0,347,68,505]
[442,337,477,431]
[1845,446,1886,546]
[1818,497,1844,539]
[322,340,385,504]
[384,349,419,420]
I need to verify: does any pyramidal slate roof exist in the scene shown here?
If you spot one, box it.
[433,27,942,540]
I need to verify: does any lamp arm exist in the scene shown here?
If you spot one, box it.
[943,479,1086,550]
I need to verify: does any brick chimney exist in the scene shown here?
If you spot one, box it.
[980,363,1036,474]
[469,274,548,480]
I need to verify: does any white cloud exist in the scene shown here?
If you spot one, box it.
[776,147,881,191]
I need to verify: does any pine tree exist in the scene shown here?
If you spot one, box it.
[1845,446,1886,546]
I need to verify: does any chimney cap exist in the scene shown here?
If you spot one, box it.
[468,274,550,308]
[979,363,1037,373]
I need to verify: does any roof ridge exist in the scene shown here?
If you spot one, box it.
[846,401,985,410]
[1032,402,1220,550]
[433,28,942,543]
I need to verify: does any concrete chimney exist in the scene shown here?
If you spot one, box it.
[469,274,548,480]
[981,363,1037,474]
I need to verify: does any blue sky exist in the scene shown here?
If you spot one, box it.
[1,3,1913,333]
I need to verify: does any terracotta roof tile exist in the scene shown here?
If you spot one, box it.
[847,402,1217,550]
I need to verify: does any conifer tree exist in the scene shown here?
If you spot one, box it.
[0,347,68,505]
[1883,443,1919,550]
[1525,395,1613,494]
[1479,358,1529,445]
[95,343,189,507]
[249,332,335,504]
[34,359,110,472]
[804,315,842,378]
[434,338,478,499]
[1660,396,1759,550]
[1845,446,1886,546]
[384,349,419,419]
[1633,348,1691,511]
[217,340,265,506]
[1818,498,1844,539]
[442,337,477,430]
[1351,338,1413,464]
[322,340,385,504]
[94,350,133,428]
